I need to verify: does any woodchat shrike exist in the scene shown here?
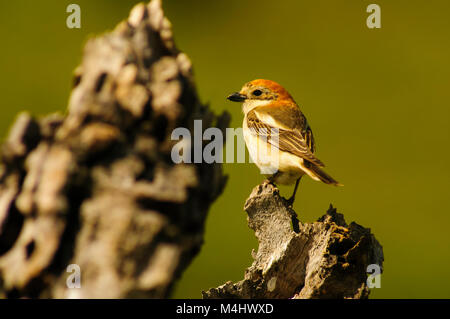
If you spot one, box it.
[227,79,342,205]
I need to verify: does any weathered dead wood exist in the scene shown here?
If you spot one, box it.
[203,182,384,299]
[0,0,229,298]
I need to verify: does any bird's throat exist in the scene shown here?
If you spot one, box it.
[242,99,272,114]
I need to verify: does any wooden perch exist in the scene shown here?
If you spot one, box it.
[0,0,229,298]
[203,182,384,299]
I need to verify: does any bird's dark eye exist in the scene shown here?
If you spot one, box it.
[252,89,262,97]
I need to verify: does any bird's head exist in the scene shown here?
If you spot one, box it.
[227,79,294,109]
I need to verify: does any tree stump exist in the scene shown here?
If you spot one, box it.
[0,0,229,298]
[203,182,384,299]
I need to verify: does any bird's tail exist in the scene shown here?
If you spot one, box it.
[304,163,343,186]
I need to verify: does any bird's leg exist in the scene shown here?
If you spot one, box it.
[266,171,280,185]
[286,176,302,206]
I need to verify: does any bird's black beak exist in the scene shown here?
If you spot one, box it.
[227,92,247,102]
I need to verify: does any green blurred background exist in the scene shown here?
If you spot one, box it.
[1,0,449,298]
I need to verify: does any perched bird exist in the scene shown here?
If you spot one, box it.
[227,79,342,205]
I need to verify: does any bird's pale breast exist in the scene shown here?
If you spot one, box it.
[243,116,305,185]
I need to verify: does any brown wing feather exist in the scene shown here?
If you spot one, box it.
[246,109,324,167]
[305,126,315,153]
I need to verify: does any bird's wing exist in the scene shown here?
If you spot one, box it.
[246,105,324,167]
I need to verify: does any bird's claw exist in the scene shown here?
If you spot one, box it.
[286,196,295,207]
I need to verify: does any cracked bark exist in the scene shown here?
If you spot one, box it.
[203,182,384,299]
[0,0,229,298]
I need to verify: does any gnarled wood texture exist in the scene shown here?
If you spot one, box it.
[0,0,229,298]
[203,182,384,299]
